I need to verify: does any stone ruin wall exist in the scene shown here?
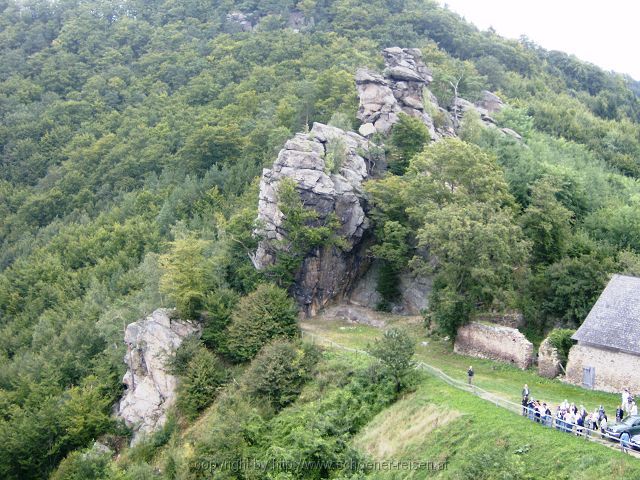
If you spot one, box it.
[473,311,524,329]
[537,337,563,379]
[454,321,534,370]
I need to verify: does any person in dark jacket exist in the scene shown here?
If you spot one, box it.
[616,405,624,422]
[467,366,474,385]
[543,403,552,426]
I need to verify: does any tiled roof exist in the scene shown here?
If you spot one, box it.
[572,274,640,355]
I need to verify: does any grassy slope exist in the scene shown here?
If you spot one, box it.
[113,316,638,479]
[302,315,640,479]
[301,316,621,411]
[355,375,639,479]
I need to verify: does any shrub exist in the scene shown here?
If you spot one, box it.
[324,136,348,174]
[369,327,416,393]
[388,113,431,174]
[222,284,299,362]
[176,347,229,419]
[423,98,448,129]
[159,237,214,320]
[243,339,320,411]
[167,336,201,376]
[201,288,239,351]
[327,112,354,131]
[50,448,111,480]
[547,328,576,365]
[126,414,178,464]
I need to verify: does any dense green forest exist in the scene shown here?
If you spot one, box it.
[2,0,640,478]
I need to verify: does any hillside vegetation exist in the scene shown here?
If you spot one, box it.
[1,0,640,478]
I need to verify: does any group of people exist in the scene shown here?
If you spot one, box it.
[520,384,638,453]
[465,367,638,454]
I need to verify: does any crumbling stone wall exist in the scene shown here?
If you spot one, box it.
[473,311,524,329]
[538,337,563,379]
[454,322,534,369]
[565,343,640,393]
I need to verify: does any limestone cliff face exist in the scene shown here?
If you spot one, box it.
[253,123,375,316]
[116,309,200,444]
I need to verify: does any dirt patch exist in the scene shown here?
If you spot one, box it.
[320,304,388,327]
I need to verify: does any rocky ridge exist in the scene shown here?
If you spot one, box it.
[254,47,519,317]
[116,309,200,444]
[253,123,376,316]
[356,47,443,138]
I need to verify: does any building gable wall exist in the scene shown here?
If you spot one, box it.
[566,343,640,393]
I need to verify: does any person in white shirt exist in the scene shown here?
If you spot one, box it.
[622,388,630,413]
[600,416,608,438]
[631,401,638,416]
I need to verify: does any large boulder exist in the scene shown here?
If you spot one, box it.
[356,47,441,138]
[254,123,377,316]
[116,309,200,444]
[476,90,504,115]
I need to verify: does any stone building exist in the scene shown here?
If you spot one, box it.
[566,274,640,393]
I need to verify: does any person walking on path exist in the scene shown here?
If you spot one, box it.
[467,366,474,385]
[621,431,631,454]
[521,384,530,415]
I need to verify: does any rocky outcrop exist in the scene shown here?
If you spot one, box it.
[254,123,377,316]
[454,322,534,370]
[117,309,200,444]
[450,95,500,128]
[348,261,432,315]
[356,47,443,138]
[253,47,521,318]
[449,90,523,140]
[538,337,563,379]
[226,11,254,31]
[226,10,311,33]
[476,90,504,115]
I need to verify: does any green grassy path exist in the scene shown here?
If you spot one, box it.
[301,316,621,414]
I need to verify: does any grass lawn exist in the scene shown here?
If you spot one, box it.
[353,373,640,479]
[301,314,622,431]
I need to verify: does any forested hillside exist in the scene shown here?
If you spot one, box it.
[2,0,640,478]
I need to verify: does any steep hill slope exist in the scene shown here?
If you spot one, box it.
[2,1,640,478]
